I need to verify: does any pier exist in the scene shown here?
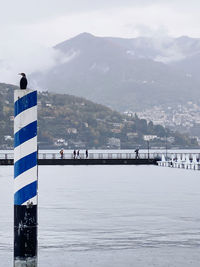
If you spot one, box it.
[1,151,200,166]
[0,152,160,166]
[1,151,200,167]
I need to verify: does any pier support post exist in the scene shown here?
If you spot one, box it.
[14,90,38,267]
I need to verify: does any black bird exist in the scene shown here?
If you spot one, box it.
[19,73,28,89]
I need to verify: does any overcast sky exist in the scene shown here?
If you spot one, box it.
[0,0,200,84]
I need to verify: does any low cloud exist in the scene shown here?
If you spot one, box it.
[125,24,189,63]
[0,40,65,88]
[0,0,199,86]
[131,24,169,38]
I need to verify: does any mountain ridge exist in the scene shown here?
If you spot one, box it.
[31,32,200,112]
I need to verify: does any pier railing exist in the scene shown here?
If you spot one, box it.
[1,152,200,161]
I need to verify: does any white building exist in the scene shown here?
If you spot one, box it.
[107,137,121,149]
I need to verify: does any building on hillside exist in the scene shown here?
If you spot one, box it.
[160,137,175,143]
[126,132,138,140]
[67,128,78,134]
[124,111,134,117]
[69,140,86,148]
[112,123,123,128]
[4,135,13,141]
[46,103,52,107]
[111,128,121,134]
[9,116,14,121]
[143,135,158,141]
[107,137,121,149]
[54,138,68,147]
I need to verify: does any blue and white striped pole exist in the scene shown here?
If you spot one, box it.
[14,89,38,266]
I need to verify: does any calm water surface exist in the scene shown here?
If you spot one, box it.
[0,165,200,266]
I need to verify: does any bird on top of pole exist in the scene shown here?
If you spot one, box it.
[18,73,28,90]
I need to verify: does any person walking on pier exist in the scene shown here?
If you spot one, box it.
[135,148,139,159]
[60,149,64,159]
[77,150,80,159]
[73,150,76,159]
[86,149,88,159]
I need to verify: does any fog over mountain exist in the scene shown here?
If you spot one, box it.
[31,33,200,111]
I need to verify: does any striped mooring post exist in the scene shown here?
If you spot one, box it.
[14,89,38,267]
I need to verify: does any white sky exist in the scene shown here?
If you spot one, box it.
[0,0,200,85]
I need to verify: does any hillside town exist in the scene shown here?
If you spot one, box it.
[0,85,198,150]
[125,102,200,145]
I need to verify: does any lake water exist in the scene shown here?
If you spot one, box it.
[1,165,200,266]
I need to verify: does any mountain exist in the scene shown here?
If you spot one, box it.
[0,83,198,149]
[31,33,200,111]
[172,52,200,82]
